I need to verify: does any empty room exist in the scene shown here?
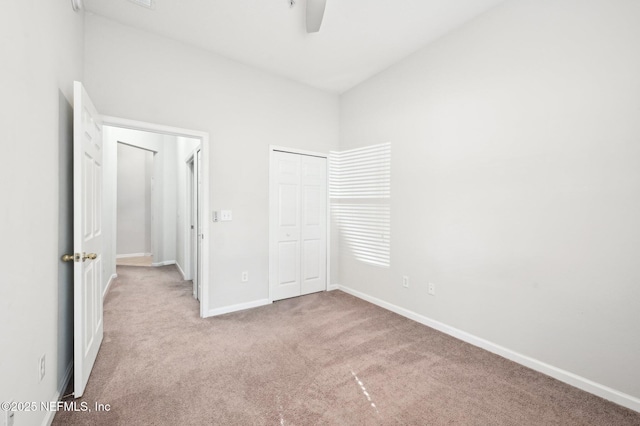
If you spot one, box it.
[1,0,639,425]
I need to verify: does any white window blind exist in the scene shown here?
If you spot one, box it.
[330,143,391,268]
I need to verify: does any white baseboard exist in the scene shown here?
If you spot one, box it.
[334,284,640,413]
[327,284,340,291]
[176,262,187,280]
[116,252,151,259]
[42,361,73,426]
[206,299,271,317]
[152,260,176,267]
[103,273,117,299]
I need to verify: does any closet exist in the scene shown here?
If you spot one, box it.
[269,149,327,301]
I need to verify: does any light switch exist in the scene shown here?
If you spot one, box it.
[220,210,232,221]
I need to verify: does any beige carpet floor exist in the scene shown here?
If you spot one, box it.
[54,265,640,425]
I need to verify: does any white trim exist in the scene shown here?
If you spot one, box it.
[102,115,211,318]
[327,284,340,291]
[268,145,330,303]
[152,260,176,267]
[270,145,328,159]
[334,284,640,413]
[42,361,73,426]
[115,252,151,259]
[207,299,272,317]
[176,261,187,280]
[103,273,117,299]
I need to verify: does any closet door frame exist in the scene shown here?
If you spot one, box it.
[268,145,330,302]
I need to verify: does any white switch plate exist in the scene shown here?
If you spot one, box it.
[428,282,436,296]
[241,271,248,282]
[220,210,232,221]
[402,276,409,288]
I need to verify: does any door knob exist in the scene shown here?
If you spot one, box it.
[83,253,98,261]
[61,254,76,262]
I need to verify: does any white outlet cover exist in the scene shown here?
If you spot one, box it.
[428,283,436,295]
[220,210,233,221]
[39,354,46,382]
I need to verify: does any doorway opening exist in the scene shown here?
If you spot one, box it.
[115,143,154,267]
[102,118,211,318]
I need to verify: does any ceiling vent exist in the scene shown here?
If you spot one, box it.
[128,0,154,9]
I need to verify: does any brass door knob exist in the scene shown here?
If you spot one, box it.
[61,254,75,262]
[83,253,98,261]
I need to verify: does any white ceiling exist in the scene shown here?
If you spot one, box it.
[82,0,505,93]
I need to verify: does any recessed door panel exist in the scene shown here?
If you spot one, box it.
[94,162,102,236]
[83,261,95,355]
[279,184,299,227]
[303,186,321,226]
[302,239,320,281]
[83,154,94,241]
[278,241,299,285]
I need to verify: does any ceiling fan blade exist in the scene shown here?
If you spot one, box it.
[306,0,327,33]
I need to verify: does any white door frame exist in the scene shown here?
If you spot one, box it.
[103,115,211,318]
[184,148,201,300]
[268,145,330,303]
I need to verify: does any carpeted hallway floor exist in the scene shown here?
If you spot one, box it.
[53,265,640,425]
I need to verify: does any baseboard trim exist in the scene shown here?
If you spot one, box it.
[335,284,640,413]
[327,284,340,291]
[116,252,151,259]
[206,299,272,318]
[103,273,117,299]
[151,260,176,267]
[175,262,187,280]
[42,361,73,426]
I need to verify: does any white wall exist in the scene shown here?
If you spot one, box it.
[84,15,340,312]
[116,143,153,256]
[339,0,640,403]
[0,2,83,425]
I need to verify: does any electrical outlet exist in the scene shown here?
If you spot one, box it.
[402,276,409,288]
[241,271,248,282]
[5,400,15,426]
[39,354,46,382]
[428,282,436,296]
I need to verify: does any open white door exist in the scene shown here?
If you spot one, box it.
[73,81,104,398]
[196,149,203,300]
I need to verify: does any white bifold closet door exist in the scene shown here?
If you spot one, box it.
[270,151,327,301]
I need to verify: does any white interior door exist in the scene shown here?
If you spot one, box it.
[187,158,196,298]
[196,149,202,300]
[300,155,327,295]
[270,150,327,301]
[73,81,104,398]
